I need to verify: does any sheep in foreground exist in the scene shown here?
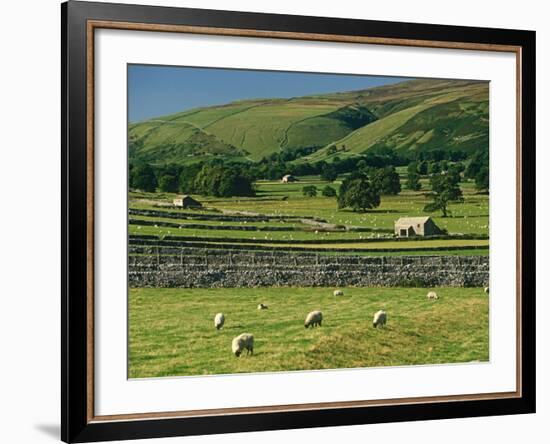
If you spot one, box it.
[333,290,344,297]
[427,291,439,300]
[232,333,254,357]
[214,313,225,330]
[257,303,268,310]
[484,287,489,294]
[372,310,387,328]
[304,310,323,328]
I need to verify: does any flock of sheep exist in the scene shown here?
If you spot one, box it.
[214,287,489,357]
[216,287,489,357]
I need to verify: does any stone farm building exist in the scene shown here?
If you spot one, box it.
[281,174,298,183]
[173,195,202,209]
[394,216,442,237]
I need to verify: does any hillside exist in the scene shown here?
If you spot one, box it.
[129,78,488,165]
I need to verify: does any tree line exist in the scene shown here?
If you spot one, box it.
[130,145,488,217]
[129,162,255,197]
[301,150,488,217]
[331,166,465,216]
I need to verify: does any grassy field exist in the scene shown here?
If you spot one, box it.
[133,180,488,231]
[128,286,489,378]
[129,175,489,255]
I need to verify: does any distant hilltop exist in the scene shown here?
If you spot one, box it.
[129,78,488,166]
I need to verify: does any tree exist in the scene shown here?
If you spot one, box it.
[362,147,400,168]
[193,164,254,197]
[338,176,380,212]
[302,185,318,197]
[465,149,489,182]
[407,161,418,175]
[218,169,255,197]
[356,159,368,172]
[371,166,401,195]
[158,173,179,192]
[178,163,203,194]
[448,162,464,178]
[407,172,421,191]
[320,164,337,182]
[130,164,157,192]
[417,160,428,175]
[322,185,337,197]
[423,172,464,217]
[475,166,489,192]
[428,161,442,175]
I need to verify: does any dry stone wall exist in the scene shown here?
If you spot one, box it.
[128,250,489,288]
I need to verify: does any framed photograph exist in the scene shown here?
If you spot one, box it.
[62,1,535,442]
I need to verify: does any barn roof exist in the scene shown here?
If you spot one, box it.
[175,195,201,203]
[395,216,432,226]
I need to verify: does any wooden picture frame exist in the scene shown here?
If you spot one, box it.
[62,1,536,442]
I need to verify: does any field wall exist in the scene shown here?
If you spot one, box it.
[129,249,489,288]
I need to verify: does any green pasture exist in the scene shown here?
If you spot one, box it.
[129,176,489,244]
[129,215,306,229]
[128,286,489,378]
[179,239,489,250]
[128,223,488,249]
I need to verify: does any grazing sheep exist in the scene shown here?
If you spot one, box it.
[257,303,268,310]
[427,291,439,300]
[333,290,344,297]
[372,310,387,328]
[214,313,225,330]
[484,286,489,294]
[304,310,323,328]
[232,333,254,357]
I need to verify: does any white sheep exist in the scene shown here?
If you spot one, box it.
[372,310,387,328]
[214,313,225,330]
[333,290,344,297]
[484,286,489,294]
[304,310,323,328]
[427,291,439,300]
[232,333,254,357]
[257,303,268,310]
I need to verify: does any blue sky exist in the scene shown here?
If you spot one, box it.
[128,65,410,122]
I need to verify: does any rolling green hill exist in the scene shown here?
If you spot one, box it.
[129,78,488,165]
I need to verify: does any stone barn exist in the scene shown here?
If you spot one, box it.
[173,195,202,209]
[394,216,442,237]
[281,174,298,183]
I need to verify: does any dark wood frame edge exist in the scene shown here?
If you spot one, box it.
[62,1,536,442]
